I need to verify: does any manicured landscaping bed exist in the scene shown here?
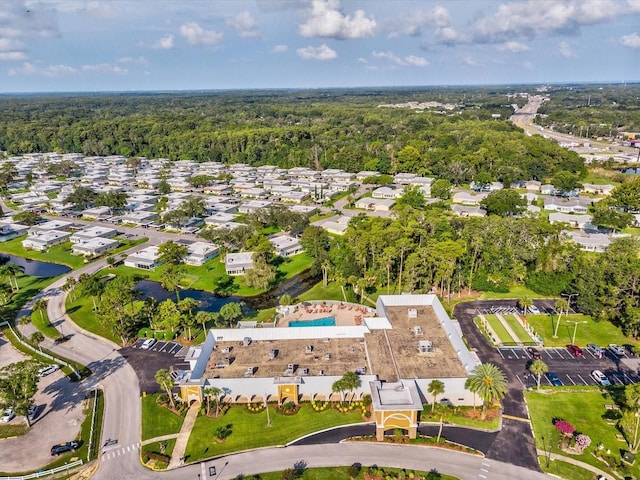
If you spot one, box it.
[420,405,501,431]
[255,466,459,480]
[502,314,537,343]
[525,313,638,348]
[183,404,363,462]
[483,314,514,344]
[526,388,640,478]
[141,394,185,441]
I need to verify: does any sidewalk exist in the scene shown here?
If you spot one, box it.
[168,401,201,469]
[537,448,613,480]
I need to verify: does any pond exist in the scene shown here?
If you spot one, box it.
[0,254,72,278]
[135,269,320,313]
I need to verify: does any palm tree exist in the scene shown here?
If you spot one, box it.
[334,371,361,403]
[0,262,24,292]
[155,369,175,409]
[32,298,48,322]
[79,274,104,310]
[428,379,445,413]
[321,260,331,287]
[160,264,185,301]
[553,298,569,338]
[204,386,222,416]
[195,311,211,336]
[519,296,532,317]
[62,277,77,301]
[529,359,549,389]
[29,331,44,351]
[466,363,508,420]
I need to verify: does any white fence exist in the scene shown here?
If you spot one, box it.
[0,459,83,480]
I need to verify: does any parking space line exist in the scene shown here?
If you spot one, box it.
[159,343,171,353]
[565,374,576,385]
[624,373,635,384]
[153,341,167,352]
[510,348,521,359]
[543,349,554,359]
[576,374,589,385]
[497,349,505,359]
[515,374,526,387]
[168,343,180,354]
[554,349,566,360]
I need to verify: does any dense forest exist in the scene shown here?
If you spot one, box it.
[0,87,582,184]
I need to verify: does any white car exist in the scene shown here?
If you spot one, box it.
[528,305,541,315]
[592,370,612,387]
[37,365,60,377]
[1,408,15,423]
[608,344,625,356]
[27,405,37,421]
[140,338,156,350]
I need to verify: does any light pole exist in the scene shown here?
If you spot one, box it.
[567,320,587,345]
[633,411,640,453]
[561,293,578,314]
[541,435,550,468]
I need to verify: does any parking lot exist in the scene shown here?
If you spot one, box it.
[119,338,191,394]
[498,345,640,388]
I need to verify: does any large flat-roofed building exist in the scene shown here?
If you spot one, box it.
[177,294,481,439]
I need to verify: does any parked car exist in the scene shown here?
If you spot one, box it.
[37,365,60,377]
[1,408,15,423]
[546,372,563,387]
[592,370,612,387]
[528,305,541,315]
[51,441,80,456]
[586,343,604,358]
[140,338,156,350]
[27,405,37,421]
[566,344,584,357]
[608,344,625,356]
[526,347,542,360]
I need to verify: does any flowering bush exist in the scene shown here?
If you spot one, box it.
[246,402,265,413]
[311,400,329,412]
[554,420,576,436]
[575,434,591,449]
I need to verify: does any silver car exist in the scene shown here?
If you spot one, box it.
[587,344,603,358]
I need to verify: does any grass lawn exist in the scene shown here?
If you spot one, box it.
[525,389,640,478]
[257,467,459,480]
[502,314,537,343]
[141,438,176,458]
[0,423,28,439]
[184,405,363,462]
[421,405,501,431]
[538,456,596,480]
[0,237,86,269]
[31,309,60,340]
[6,274,57,323]
[525,313,640,348]
[298,281,344,303]
[479,285,554,300]
[66,294,120,345]
[484,314,515,344]
[141,394,185,441]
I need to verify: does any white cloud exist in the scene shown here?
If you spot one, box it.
[117,56,148,65]
[271,44,288,53]
[0,2,59,39]
[84,1,116,18]
[299,0,376,39]
[0,38,24,52]
[372,51,428,67]
[296,44,337,60]
[387,5,451,37]
[473,0,620,44]
[557,41,574,57]
[0,51,26,60]
[155,34,175,49]
[227,11,260,39]
[620,32,640,48]
[180,22,223,46]
[81,63,128,74]
[497,41,531,52]
[628,0,640,13]
[9,61,76,77]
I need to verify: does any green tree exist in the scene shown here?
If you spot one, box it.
[244,257,276,290]
[195,310,211,335]
[479,189,527,217]
[0,262,24,291]
[32,298,48,323]
[158,180,171,195]
[95,276,140,345]
[553,298,569,338]
[0,360,39,427]
[12,210,42,226]
[78,273,104,310]
[94,191,128,214]
[180,195,206,218]
[610,177,640,212]
[29,331,44,350]
[160,264,185,301]
[66,185,98,209]
[397,185,426,210]
[189,174,213,188]
[551,170,582,194]
[428,379,445,413]
[529,359,549,389]
[337,371,361,403]
[158,241,189,265]
[430,179,452,200]
[177,297,199,340]
[204,386,222,416]
[155,369,175,410]
[591,201,634,232]
[155,299,182,333]
[62,276,77,301]
[466,363,508,419]
[219,302,243,327]
[519,296,533,316]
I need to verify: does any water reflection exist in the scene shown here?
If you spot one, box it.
[0,254,71,277]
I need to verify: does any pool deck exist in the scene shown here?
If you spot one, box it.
[278,301,375,327]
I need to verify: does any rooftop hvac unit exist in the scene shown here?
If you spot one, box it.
[408,308,418,318]
[418,340,434,354]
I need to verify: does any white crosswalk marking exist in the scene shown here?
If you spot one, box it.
[102,443,139,461]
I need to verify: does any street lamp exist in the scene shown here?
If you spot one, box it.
[541,435,550,468]
[567,320,587,345]
[561,293,578,314]
[633,411,640,453]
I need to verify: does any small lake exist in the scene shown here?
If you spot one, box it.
[0,254,71,278]
[135,269,321,312]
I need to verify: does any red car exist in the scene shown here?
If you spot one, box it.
[566,344,584,357]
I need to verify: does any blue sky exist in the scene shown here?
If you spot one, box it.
[1,0,639,92]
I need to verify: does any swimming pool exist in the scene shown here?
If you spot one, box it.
[289,316,336,327]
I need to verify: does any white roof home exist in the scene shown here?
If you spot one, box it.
[81,206,112,219]
[354,197,395,211]
[562,230,611,252]
[29,219,74,234]
[524,180,542,191]
[318,215,351,235]
[70,226,118,243]
[238,200,272,214]
[71,237,119,257]
[0,223,29,243]
[204,212,238,226]
[451,205,486,217]
[225,252,255,275]
[268,234,303,257]
[278,191,309,204]
[549,213,593,229]
[371,186,403,199]
[120,210,159,225]
[581,183,615,196]
[123,246,162,270]
[543,198,593,214]
[184,241,220,266]
[452,191,488,206]
[22,230,72,251]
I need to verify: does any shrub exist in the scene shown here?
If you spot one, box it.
[554,419,576,436]
[574,433,591,449]
[145,452,170,464]
[362,394,372,407]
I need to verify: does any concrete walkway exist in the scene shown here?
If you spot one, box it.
[168,401,201,469]
[140,433,179,446]
[537,448,614,480]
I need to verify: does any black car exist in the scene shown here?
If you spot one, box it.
[51,441,80,456]
[527,347,541,360]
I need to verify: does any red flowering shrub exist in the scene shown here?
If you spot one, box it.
[554,420,576,435]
